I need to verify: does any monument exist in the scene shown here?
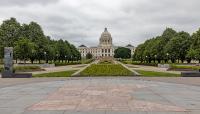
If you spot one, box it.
[2,47,32,78]
[2,47,14,78]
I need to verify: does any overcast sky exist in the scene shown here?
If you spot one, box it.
[0,0,200,47]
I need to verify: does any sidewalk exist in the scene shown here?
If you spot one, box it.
[126,64,181,74]
[29,64,87,75]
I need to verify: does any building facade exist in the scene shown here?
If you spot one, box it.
[78,28,135,58]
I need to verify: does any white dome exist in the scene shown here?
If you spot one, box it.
[99,28,113,47]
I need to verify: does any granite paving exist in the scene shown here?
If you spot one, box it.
[0,78,200,114]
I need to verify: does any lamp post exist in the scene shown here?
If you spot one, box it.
[166,53,169,63]
[44,51,47,63]
[146,56,148,63]
[65,55,67,63]
[56,54,59,62]
[154,55,157,63]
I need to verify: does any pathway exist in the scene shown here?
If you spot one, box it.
[126,64,181,74]
[0,77,199,114]
[29,64,87,75]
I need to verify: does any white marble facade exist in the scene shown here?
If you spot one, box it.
[78,28,135,58]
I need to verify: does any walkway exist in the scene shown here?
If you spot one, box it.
[29,64,87,75]
[126,64,181,74]
[0,77,200,114]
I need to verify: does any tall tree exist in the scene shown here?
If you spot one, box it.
[14,38,35,63]
[189,28,200,63]
[0,17,21,47]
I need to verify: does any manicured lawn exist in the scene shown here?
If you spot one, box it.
[80,64,134,76]
[136,70,180,77]
[170,64,200,71]
[14,66,44,72]
[1,66,43,73]
[33,70,77,77]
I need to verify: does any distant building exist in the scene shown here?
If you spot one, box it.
[78,28,135,58]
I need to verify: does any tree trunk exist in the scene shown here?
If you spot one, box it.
[30,58,34,64]
[186,59,191,63]
[158,59,161,63]
[171,59,175,63]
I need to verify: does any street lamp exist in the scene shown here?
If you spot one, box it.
[65,55,67,63]
[167,53,169,61]
[44,51,47,63]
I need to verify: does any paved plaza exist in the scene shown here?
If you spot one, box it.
[0,77,200,114]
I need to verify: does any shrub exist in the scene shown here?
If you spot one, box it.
[53,61,81,66]
[132,62,158,66]
[81,59,94,64]
[86,53,93,59]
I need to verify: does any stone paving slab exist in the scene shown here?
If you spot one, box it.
[0,78,200,114]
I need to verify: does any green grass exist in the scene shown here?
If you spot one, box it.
[0,66,43,73]
[170,64,200,70]
[14,66,43,72]
[33,70,77,77]
[80,64,134,76]
[136,70,180,77]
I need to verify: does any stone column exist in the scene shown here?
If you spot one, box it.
[2,47,13,78]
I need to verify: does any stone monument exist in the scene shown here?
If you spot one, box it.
[2,47,13,78]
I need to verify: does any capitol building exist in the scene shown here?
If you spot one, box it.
[78,28,135,58]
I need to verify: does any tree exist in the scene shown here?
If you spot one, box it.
[186,49,198,63]
[114,47,131,59]
[0,17,81,64]
[189,28,200,63]
[0,17,21,47]
[14,38,35,63]
[162,28,177,42]
[86,53,93,59]
[164,37,180,63]
[133,43,146,63]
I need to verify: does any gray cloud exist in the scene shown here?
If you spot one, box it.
[0,0,58,6]
[0,0,200,47]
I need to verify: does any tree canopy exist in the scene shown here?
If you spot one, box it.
[114,47,131,59]
[0,17,81,63]
[133,27,200,63]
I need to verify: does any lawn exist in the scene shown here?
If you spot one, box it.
[0,66,43,73]
[33,70,77,77]
[14,66,44,72]
[170,64,200,71]
[136,70,180,77]
[80,64,134,76]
